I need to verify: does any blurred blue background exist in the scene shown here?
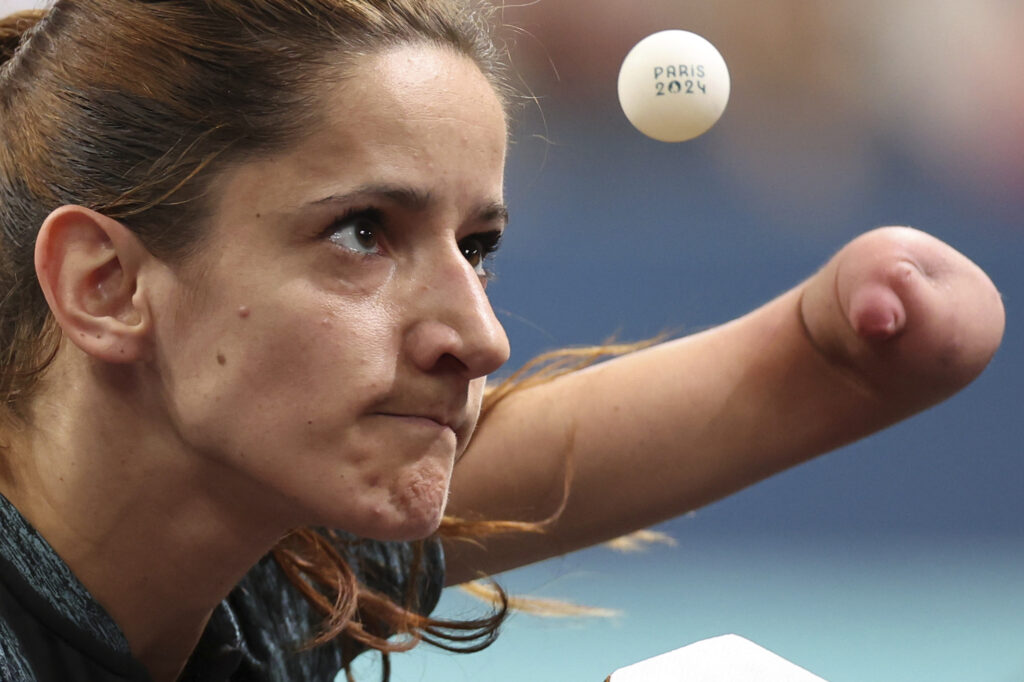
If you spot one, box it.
[356,1,1024,680]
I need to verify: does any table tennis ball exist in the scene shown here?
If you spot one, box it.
[617,30,730,142]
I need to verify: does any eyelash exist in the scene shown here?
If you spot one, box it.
[323,208,504,279]
[461,230,503,280]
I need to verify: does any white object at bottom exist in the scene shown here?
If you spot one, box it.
[608,634,828,681]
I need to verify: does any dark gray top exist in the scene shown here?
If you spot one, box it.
[0,493,445,681]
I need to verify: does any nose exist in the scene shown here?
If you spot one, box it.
[403,247,510,379]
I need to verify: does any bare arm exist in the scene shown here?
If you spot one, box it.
[443,227,1005,585]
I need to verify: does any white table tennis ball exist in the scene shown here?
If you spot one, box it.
[617,30,730,143]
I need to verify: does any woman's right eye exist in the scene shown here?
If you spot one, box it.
[326,210,384,255]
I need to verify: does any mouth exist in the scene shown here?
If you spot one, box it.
[377,413,456,433]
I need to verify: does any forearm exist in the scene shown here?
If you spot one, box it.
[444,227,1004,584]
[446,291,874,582]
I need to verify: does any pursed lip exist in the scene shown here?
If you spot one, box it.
[376,412,457,432]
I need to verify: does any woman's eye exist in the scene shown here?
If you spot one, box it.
[461,239,484,269]
[459,230,503,277]
[326,212,383,255]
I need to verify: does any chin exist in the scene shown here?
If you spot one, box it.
[384,512,446,542]
[303,494,446,542]
[348,464,452,542]
[354,504,446,542]
[378,478,450,541]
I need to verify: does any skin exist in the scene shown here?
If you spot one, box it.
[18,44,509,680]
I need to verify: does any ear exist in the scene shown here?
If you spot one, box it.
[34,205,152,363]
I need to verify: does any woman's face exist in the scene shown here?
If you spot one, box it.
[150,45,510,540]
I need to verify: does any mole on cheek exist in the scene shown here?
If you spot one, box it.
[216,352,227,366]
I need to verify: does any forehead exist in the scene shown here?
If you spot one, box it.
[356,43,508,134]
[214,44,509,218]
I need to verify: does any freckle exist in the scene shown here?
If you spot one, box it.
[255,212,261,218]
[238,305,250,319]
[216,352,226,365]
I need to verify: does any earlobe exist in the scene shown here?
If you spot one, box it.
[34,205,152,363]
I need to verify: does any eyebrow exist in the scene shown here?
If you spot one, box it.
[310,183,509,228]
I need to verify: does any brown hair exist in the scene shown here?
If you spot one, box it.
[0,0,516,678]
[0,0,511,419]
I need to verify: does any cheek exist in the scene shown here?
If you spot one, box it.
[165,287,399,456]
[155,277,459,537]
[457,378,488,450]
[468,376,488,412]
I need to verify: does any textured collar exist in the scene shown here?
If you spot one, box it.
[0,492,245,681]
[0,491,131,656]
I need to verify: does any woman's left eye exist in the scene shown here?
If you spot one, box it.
[326,210,384,255]
[459,230,503,277]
